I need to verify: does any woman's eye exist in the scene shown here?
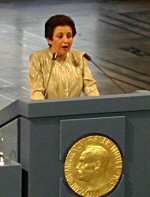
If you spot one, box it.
[55,34,72,39]
[67,35,72,39]
[56,35,63,38]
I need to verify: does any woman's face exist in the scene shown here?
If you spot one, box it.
[48,25,74,58]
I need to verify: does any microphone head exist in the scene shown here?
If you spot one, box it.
[52,53,57,61]
[83,53,91,61]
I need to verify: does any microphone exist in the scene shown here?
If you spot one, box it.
[52,52,57,61]
[83,53,127,93]
[44,53,57,98]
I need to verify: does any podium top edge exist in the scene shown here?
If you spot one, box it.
[0,93,150,126]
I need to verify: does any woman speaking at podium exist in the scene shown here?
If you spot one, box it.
[29,14,100,100]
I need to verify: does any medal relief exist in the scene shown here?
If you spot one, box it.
[64,135,123,197]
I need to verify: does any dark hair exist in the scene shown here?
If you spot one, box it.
[45,14,76,39]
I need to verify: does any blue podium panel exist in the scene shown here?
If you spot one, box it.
[124,110,150,197]
[20,116,125,197]
[60,116,125,197]
[0,159,21,197]
[20,117,61,197]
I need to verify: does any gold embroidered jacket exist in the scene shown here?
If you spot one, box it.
[29,48,100,99]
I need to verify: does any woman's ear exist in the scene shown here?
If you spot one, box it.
[47,38,52,46]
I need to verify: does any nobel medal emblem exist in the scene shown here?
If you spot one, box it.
[64,135,123,197]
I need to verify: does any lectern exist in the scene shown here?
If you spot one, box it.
[0,93,150,197]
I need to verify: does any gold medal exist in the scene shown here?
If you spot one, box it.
[64,135,123,197]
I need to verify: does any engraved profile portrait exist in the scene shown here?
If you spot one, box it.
[76,145,110,192]
[64,135,123,197]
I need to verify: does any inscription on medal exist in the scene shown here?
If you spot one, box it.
[64,135,123,197]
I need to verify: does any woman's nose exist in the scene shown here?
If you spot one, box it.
[62,35,69,42]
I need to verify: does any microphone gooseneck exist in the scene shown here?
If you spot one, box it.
[83,53,127,93]
[44,53,57,98]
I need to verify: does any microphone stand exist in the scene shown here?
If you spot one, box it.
[44,53,57,98]
[83,53,127,93]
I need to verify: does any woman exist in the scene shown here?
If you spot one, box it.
[29,14,100,100]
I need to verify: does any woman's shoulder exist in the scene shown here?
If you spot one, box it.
[30,48,50,58]
[70,49,85,57]
[69,49,86,66]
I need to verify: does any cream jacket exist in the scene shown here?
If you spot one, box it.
[29,48,100,99]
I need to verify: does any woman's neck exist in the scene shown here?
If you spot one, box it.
[56,55,67,64]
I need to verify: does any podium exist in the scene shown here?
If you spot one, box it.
[0,93,150,197]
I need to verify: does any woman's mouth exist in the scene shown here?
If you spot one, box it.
[62,45,69,49]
